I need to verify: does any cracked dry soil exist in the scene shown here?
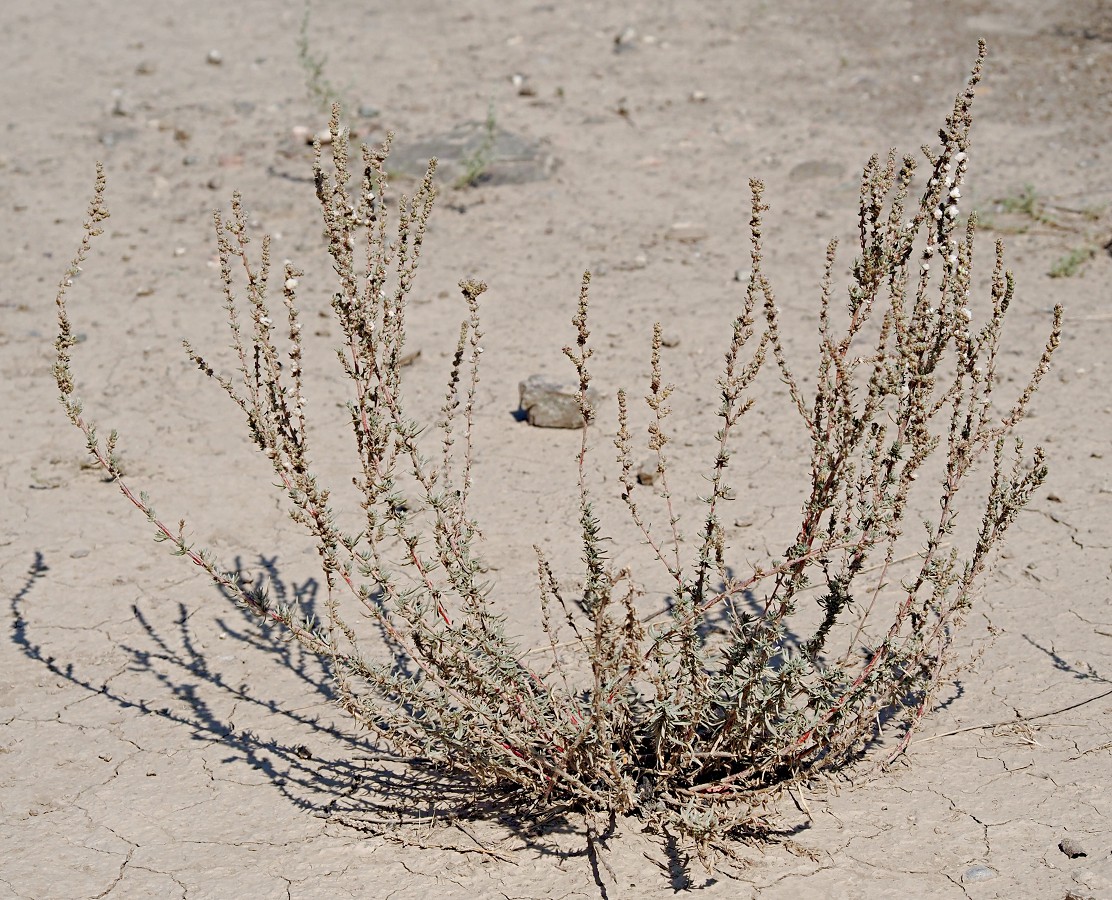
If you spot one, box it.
[3,0,1112,897]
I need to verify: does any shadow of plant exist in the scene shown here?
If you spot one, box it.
[11,551,756,887]
[1023,632,1110,686]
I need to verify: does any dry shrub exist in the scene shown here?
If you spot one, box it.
[54,43,1061,860]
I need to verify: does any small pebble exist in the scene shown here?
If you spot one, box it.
[614,25,637,51]
[206,49,223,65]
[1059,838,1088,859]
[110,89,130,117]
[511,73,535,96]
[636,461,656,486]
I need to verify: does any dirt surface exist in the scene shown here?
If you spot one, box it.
[3,0,1112,897]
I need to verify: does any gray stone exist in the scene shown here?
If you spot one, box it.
[789,159,844,180]
[519,375,600,429]
[390,122,558,186]
[962,864,996,883]
[1060,838,1088,859]
[614,25,638,51]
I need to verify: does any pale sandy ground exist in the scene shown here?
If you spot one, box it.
[3,1,1112,897]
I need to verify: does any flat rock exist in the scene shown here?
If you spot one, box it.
[789,159,844,180]
[665,222,708,243]
[519,375,600,428]
[962,864,997,883]
[390,122,558,186]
